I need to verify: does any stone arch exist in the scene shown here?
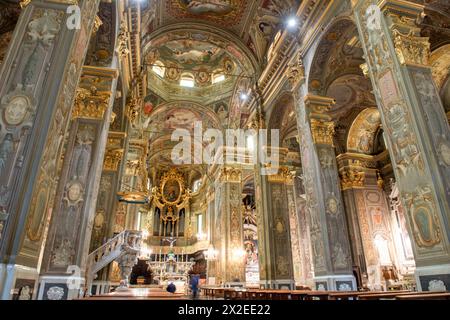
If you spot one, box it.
[346,108,382,155]
[306,16,364,96]
[430,44,450,113]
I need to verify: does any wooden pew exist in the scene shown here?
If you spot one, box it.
[358,290,442,300]
[395,292,450,300]
[290,290,311,300]
[328,291,363,300]
[304,291,333,300]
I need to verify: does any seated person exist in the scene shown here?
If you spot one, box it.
[166,282,176,294]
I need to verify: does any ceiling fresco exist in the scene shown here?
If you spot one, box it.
[143,101,221,140]
[145,30,250,88]
[166,0,251,29]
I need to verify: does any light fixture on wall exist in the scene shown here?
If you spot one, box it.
[232,247,246,261]
[196,232,207,241]
[204,244,218,261]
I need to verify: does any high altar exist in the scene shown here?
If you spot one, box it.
[142,169,196,292]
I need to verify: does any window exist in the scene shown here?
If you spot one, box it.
[246,134,255,152]
[197,214,203,234]
[193,179,202,192]
[212,73,225,84]
[180,73,195,88]
[152,60,165,78]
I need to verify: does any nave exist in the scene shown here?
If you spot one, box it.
[0,0,449,301]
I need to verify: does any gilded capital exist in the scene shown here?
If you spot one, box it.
[340,167,365,190]
[267,167,294,184]
[72,86,111,120]
[310,119,335,146]
[393,30,430,66]
[103,149,124,171]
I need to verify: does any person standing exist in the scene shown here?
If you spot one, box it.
[190,274,199,299]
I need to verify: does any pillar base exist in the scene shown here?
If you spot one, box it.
[415,264,450,291]
[314,274,356,291]
[37,275,85,300]
[259,279,295,290]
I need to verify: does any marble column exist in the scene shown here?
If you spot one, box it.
[293,90,356,290]
[256,165,296,289]
[89,133,125,252]
[292,175,314,288]
[218,167,245,286]
[354,0,450,291]
[0,0,101,300]
[337,154,380,289]
[38,66,118,300]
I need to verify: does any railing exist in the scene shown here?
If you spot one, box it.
[85,230,142,293]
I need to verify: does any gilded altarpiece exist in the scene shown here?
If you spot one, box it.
[354,0,450,290]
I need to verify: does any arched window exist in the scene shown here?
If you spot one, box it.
[212,71,226,84]
[180,73,195,88]
[152,60,165,78]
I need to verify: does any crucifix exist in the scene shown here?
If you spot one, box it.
[162,236,177,248]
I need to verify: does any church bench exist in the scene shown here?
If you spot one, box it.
[224,288,245,300]
[290,290,311,300]
[327,292,363,300]
[303,291,331,300]
[358,291,427,300]
[395,293,450,300]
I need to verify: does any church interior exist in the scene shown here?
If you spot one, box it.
[0,0,450,301]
